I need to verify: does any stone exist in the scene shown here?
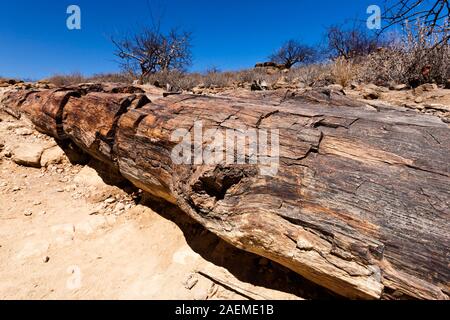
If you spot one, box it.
[114,202,125,211]
[105,197,116,204]
[416,83,438,92]
[327,84,344,92]
[24,210,33,217]
[251,80,269,91]
[12,144,45,168]
[15,128,33,136]
[363,89,379,100]
[272,77,290,90]
[73,166,105,186]
[40,145,66,167]
[183,274,199,290]
[391,84,408,91]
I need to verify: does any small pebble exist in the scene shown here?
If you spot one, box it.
[105,197,116,204]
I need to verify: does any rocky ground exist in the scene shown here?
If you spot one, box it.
[0,79,448,300]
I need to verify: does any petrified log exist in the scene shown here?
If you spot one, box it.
[1,86,449,300]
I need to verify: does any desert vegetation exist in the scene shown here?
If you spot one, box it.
[42,16,448,93]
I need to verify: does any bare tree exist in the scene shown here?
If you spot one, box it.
[112,27,192,83]
[326,26,380,60]
[381,0,449,45]
[269,40,317,69]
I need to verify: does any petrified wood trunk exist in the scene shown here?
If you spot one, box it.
[1,85,449,300]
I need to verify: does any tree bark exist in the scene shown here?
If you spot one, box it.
[1,85,449,300]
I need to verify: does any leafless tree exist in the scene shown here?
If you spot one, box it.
[112,27,192,83]
[269,40,317,69]
[326,26,380,60]
[381,0,449,45]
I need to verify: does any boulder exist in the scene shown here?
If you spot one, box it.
[251,80,269,91]
[363,89,380,100]
[40,145,67,167]
[12,143,45,167]
[416,83,438,93]
[73,166,105,187]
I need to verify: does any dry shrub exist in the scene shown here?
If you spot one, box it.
[44,72,135,86]
[331,57,357,87]
[45,72,86,86]
[357,20,450,85]
[288,64,333,87]
[88,73,134,84]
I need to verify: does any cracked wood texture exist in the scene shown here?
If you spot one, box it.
[1,85,449,299]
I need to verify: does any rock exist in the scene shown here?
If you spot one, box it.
[327,84,344,92]
[24,210,33,217]
[43,256,50,263]
[183,274,199,290]
[114,202,125,211]
[391,84,408,91]
[12,186,21,192]
[12,144,45,168]
[423,103,450,112]
[272,77,291,90]
[15,128,33,136]
[73,166,105,186]
[251,80,269,91]
[105,197,116,204]
[414,96,424,103]
[191,86,204,95]
[365,83,389,92]
[40,145,66,167]
[363,89,380,100]
[416,83,438,92]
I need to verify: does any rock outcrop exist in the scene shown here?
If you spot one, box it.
[1,84,449,300]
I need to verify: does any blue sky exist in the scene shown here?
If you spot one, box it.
[0,0,380,79]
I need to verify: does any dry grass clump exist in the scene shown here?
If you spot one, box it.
[45,72,134,86]
[330,58,357,87]
[45,72,86,86]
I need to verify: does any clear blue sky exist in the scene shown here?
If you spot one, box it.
[0,0,380,79]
